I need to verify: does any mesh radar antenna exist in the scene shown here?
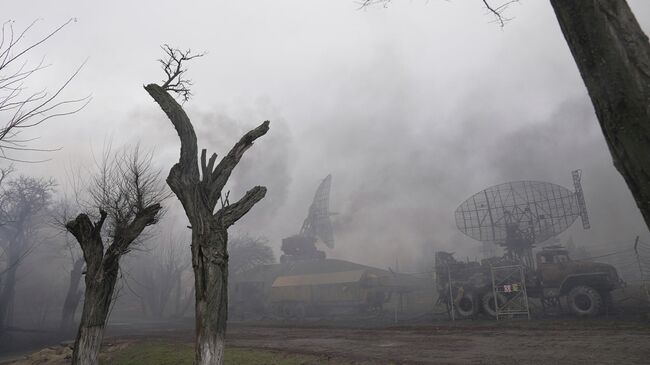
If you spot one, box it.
[455,170,590,267]
[280,174,335,262]
[300,174,335,248]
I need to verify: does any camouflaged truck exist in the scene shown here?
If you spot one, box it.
[435,246,622,318]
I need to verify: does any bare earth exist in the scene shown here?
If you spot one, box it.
[224,320,650,365]
[3,319,650,364]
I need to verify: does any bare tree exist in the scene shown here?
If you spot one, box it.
[65,146,165,365]
[229,233,275,275]
[61,253,84,332]
[145,46,269,365]
[0,176,55,333]
[136,237,190,319]
[0,19,89,162]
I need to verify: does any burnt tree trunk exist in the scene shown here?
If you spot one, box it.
[66,204,161,365]
[145,83,268,365]
[60,257,84,333]
[550,0,650,229]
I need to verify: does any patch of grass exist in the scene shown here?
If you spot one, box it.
[100,342,341,365]
[100,342,192,365]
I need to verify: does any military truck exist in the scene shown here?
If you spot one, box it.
[435,246,622,318]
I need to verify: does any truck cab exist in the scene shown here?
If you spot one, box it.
[535,246,621,317]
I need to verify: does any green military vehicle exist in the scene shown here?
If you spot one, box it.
[443,171,622,318]
[435,246,622,318]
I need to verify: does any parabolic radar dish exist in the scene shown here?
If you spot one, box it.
[455,170,590,247]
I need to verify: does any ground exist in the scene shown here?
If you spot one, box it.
[3,318,650,364]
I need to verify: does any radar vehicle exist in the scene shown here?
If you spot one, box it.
[436,170,622,318]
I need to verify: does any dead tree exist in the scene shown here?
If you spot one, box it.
[65,146,165,365]
[60,255,84,333]
[0,19,88,162]
[0,176,55,333]
[229,233,275,275]
[136,239,190,319]
[549,1,650,231]
[145,45,269,365]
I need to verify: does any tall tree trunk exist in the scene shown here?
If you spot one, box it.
[550,0,650,229]
[192,228,229,364]
[72,267,118,365]
[61,257,85,334]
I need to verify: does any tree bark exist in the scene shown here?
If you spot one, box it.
[61,257,85,333]
[550,0,650,229]
[71,264,118,365]
[145,82,268,365]
[67,204,160,365]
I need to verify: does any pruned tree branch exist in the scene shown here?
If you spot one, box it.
[205,120,270,206]
[65,210,106,276]
[144,83,199,193]
[216,186,267,227]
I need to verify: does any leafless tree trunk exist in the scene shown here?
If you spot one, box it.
[65,146,165,365]
[60,256,84,333]
[174,283,194,318]
[0,245,18,330]
[0,176,54,333]
[549,0,650,230]
[145,46,269,365]
[136,241,190,319]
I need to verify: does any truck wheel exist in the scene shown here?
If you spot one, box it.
[456,292,478,319]
[567,286,602,317]
[481,292,507,318]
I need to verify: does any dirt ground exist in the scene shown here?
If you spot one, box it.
[3,318,650,364]
[223,319,650,365]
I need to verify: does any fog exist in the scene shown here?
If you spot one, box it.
[2,0,650,342]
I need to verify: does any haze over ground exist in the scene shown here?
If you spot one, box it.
[5,0,650,269]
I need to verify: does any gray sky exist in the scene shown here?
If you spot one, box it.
[5,0,650,269]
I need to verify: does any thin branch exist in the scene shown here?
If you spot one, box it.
[0,19,88,162]
[156,45,205,103]
[357,0,519,27]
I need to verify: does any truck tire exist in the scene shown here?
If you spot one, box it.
[455,292,479,319]
[481,292,507,318]
[567,286,602,317]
